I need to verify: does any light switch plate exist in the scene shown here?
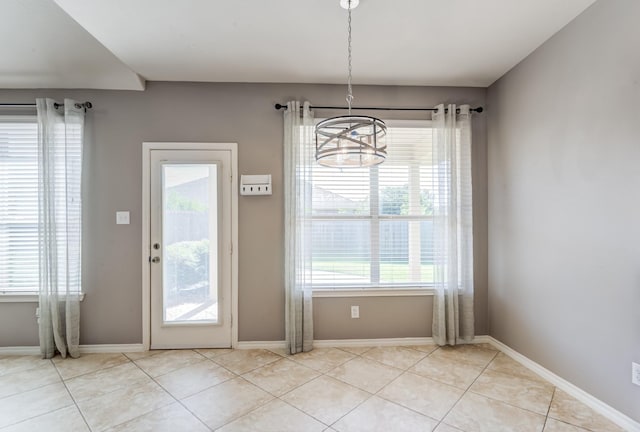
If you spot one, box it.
[116,211,130,225]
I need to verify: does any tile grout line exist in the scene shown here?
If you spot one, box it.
[196,350,242,380]
[372,371,442,426]
[327,346,444,429]
[51,353,132,381]
[209,349,283,376]
[329,347,433,428]
[160,350,240,431]
[283,348,356,373]
[140,349,316,430]
[75,353,173,431]
[433,347,499,430]
[0,359,88,431]
[541,387,557,431]
[268,347,369,429]
[275,372,352,428]
[479,363,549,382]
[122,350,166,362]
[359,346,431,372]
[452,348,569,430]
[463,387,552,420]
[136,350,238,401]
[0,362,60,403]
[540,389,609,431]
[295,345,442,429]
[125,350,215,432]
[464,362,557,419]
[266,347,373,429]
[52,358,94,432]
[320,350,378,429]
[210,370,331,431]
[394,345,473,405]
[373,345,486,429]
[56,354,159,431]
[276,397,335,429]
[204,374,286,431]
[272,348,374,428]
[195,378,265,432]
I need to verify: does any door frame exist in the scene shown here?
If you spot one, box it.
[142,142,238,350]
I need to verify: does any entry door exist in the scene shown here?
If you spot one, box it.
[150,149,232,348]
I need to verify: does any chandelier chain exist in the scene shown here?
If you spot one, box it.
[346,0,353,114]
[313,0,387,168]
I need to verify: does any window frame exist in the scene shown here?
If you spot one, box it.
[310,119,436,296]
[0,114,85,303]
[0,115,39,300]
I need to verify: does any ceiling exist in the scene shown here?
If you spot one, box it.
[1,0,597,90]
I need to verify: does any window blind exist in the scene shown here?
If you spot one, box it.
[0,117,39,293]
[309,120,436,288]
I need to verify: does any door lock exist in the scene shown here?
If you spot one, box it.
[151,256,160,263]
[153,243,160,250]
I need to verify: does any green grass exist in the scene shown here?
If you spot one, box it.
[313,260,434,282]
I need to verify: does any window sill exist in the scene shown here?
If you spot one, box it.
[0,293,86,303]
[312,288,434,298]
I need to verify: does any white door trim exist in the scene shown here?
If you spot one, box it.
[142,142,238,350]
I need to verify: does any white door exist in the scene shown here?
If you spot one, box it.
[149,149,232,348]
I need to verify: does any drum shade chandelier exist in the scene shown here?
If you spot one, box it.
[315,0,387,168]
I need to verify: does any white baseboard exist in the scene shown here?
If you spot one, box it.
[0,344,145,356]
[485,336,640,432]
[470,335,493,344]
[79,344,144,354]
[233,336,493,350]
[236,341,287,350]
[0,346,40,355]
[0,336,487,355]
[314,337,435,348]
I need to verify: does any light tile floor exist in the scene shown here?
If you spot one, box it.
[0,344,627,431]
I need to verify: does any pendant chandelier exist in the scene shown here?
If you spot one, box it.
[315,0,387,168]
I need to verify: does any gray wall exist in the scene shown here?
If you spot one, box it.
[487,0,640,422]
[0,83,487,345]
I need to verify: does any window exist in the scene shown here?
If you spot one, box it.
[310,120,438,290]
[0,116,39,294]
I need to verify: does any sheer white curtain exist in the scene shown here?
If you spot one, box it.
[37,98,84,359]
[432,104,474,346]
[284,101,314,354]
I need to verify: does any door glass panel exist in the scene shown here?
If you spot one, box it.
[162,163,219,324]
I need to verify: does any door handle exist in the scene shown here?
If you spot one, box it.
[151,256,160,263]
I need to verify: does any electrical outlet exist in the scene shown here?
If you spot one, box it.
[633,362,640,386]
[351,305,360,319]
[116,211,130,225]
